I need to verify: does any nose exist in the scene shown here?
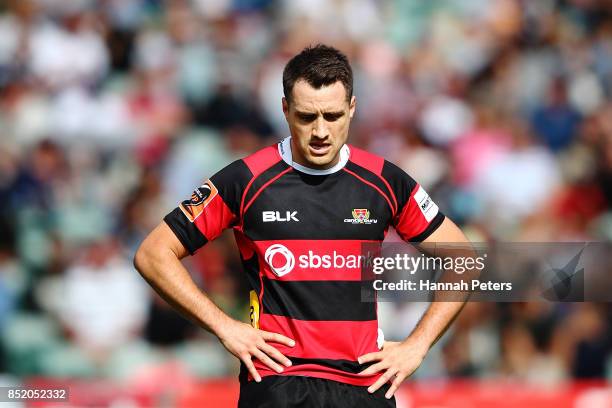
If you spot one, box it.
[312,116,329,139]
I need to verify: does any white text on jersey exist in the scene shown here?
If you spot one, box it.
[262,211,300,222]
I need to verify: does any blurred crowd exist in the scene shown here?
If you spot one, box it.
[0,0,611,389]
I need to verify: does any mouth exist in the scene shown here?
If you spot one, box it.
[308,141,332,156]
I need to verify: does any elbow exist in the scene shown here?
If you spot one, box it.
[133,222,185,277]
[133,240,153,276]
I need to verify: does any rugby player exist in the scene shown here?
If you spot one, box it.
[134,44,470,407]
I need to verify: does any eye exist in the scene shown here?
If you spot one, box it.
[297,113,317,122]
[323,112,344,122]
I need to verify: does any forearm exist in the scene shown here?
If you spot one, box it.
[134,223,294,380]
[134,244,232,337]
[407,217,471,350]
[404,301,465,350]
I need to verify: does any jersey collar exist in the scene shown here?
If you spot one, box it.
[278,136,350,176]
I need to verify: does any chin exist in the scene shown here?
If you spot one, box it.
[305,153,336,169]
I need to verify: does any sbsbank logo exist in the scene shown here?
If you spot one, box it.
[264,244,295,277]
[264,244,366,277]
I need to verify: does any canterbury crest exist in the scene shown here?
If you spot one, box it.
[344,208,377,224]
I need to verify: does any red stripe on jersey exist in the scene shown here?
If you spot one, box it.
[259,261,265,313]
[243,167,293,215]
[239,146,283,223]
[259,314,379,361]
[349,146,399,213]
[348,145,384,175]
[233,229,254,259]
[379,175,398,214]
[256,365,382,387]
[343,168,395,215]
[253,239,379,281]
[239,177,257,224]
[193,193,236,241]
[393,183,430,241]
[243,145,282,177]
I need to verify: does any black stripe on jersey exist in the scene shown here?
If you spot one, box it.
[239,359,375,384]
[288,357,374,373]
[242,171,390,241]
[261,278,377,321]
[241,161,291,214]
[408,212,445,242]
[241,252,262,295]
[210,159,253,217]
[345,161,397,214]
[381,160,417,215]
[163,208,208,255]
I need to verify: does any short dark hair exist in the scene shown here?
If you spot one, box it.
[282,44,353,104]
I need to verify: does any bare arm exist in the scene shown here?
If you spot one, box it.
[134,222,231,334]
[134,221,294,381]
[406,217,469,349]
[359,217,471,398]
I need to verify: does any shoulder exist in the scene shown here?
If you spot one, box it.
[347,145,415,184]
[209,143,282,214]
[347,145,385,175]
[380,159,418,191]
[212,144,282,187]
[347,145,420,213]
[347,145,417,189]
[242,144,283,178]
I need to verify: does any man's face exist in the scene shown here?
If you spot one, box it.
[283,80,356,169]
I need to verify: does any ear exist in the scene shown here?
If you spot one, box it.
[282,97,289,120]
[349,95,356,119]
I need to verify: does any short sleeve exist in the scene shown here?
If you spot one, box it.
[382,161,445,242]
[164,159,252,254]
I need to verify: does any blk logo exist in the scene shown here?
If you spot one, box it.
[262,211,299,222]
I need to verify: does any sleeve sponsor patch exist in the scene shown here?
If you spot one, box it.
[413,185,438,222]
[179,179,218,222]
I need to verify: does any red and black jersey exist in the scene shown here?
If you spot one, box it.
[164,136,445,386]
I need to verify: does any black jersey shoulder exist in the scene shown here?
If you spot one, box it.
[240,160,291,215]
[209,159,253,217]
[346,145,398,215]
[211,143,286,217]
[380,160,418,215]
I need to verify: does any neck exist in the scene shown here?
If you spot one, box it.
[279,137,349,176]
